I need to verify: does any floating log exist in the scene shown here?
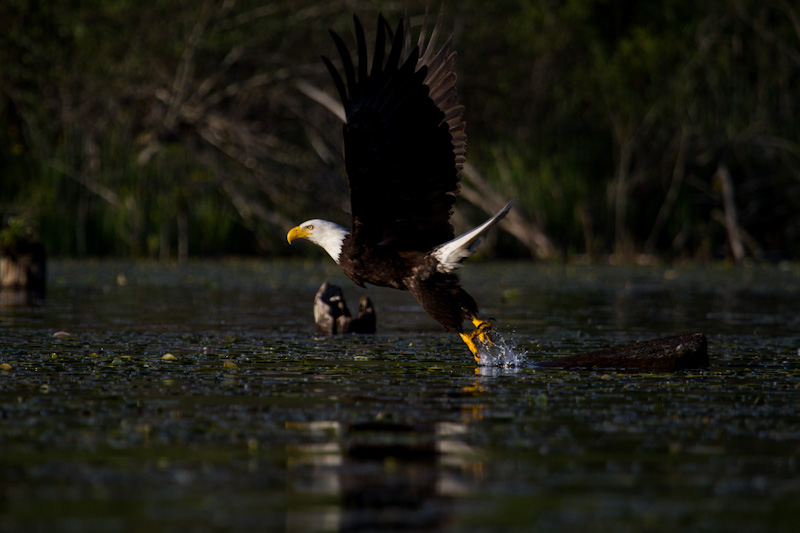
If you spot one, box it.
[313,282,376,335]
[534,332,708,373]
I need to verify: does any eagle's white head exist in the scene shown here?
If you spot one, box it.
[286,219,349,264]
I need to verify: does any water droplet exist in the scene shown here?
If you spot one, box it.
[474,329,525,368]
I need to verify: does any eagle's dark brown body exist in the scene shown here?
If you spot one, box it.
[338,240,478,333]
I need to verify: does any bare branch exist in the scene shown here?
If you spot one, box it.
[462,163,554,260]
[296,80,346,122]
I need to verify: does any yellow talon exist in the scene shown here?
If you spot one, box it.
[460,332,481,363]
[470,316,487,328]
[471,316,494,345]
[460,316,494,363]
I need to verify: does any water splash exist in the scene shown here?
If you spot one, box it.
[474,328,526,368]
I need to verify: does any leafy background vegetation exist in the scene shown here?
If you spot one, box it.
[2,0,798,262]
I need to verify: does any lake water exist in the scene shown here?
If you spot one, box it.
[1,260,799,531]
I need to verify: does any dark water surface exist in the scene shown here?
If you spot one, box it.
[2,260,799,532]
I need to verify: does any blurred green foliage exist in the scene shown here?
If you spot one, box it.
[0,215,34,248]
[1,0,798,261]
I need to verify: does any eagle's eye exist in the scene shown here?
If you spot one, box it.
[307,224,314,230]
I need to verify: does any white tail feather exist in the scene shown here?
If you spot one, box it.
[433,200,513,272]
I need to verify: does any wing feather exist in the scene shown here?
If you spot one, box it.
[329,31,356,95]
[415,8,428,52]
[370,16,386,78]
[321,55,347,106]
[354,16,368,89]
[384,20,404,72]
[419,6,443,65]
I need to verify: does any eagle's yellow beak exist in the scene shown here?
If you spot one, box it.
[287,226,311,244]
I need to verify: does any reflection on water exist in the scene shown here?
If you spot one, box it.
[0,287,45,307]
[1,260,800,531]
[285,419,484,531]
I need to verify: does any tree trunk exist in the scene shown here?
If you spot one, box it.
[716,161,745,262]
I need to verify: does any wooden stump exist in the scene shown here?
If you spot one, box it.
[313,282,377,335]
[0,240,46,293]
[534,332,708,373]
[351,295,376,334]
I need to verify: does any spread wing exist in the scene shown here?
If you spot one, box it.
[322,8,465,252]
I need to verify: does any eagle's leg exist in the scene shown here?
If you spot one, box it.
[460,316,494,363]
[459,332,481,362]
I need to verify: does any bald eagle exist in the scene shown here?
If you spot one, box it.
[287,9,512,361]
